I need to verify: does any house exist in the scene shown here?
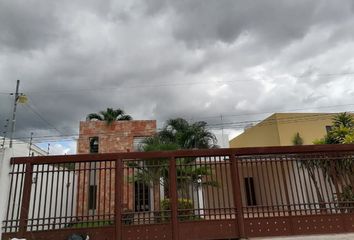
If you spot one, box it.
[3,135,354,239]
[77,120,156,153]
[76,120,157,218]
[230,113,339,148]
[229,113,347,212]
[0,138,47,235]
[75,120,233,222]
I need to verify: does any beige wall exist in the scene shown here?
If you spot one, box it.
[228,113,346,214]
[276,113,334,146]
[229,114,280,148]
[230,113,339,148]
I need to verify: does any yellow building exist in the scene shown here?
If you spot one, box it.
[230,113,338,148]
[229,113,347,209]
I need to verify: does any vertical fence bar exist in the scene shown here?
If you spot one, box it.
[16,164,25,229]
[19,162,33,236]
[281,158,291,216]
[5,163,15,231]
[230,154,245,238]
[169,156,179,240]
[115,158,123,240]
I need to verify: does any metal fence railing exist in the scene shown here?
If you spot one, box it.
[2,145,354,240]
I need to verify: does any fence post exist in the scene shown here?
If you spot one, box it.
[229,154,246,238]
[115,159,123,240]
[169,157,179,240]
[19,162,33,236]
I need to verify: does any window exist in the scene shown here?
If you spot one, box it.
[89,137,99,153]
[133,137,146,152]
[244,177,257,206]
[326,126,332,133]
[88,185,97,210]
[88,162,98,211]
[134,181,150,211]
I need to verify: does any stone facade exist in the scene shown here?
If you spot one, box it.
[76,120,156,219]
[77,120,156,154]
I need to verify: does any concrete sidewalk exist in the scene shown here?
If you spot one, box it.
[251,233,354,240]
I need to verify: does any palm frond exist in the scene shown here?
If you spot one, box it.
[86,113,103,121]
[118,115,133,120]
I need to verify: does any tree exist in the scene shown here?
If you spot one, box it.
[129,118,218,215]
[292,132,304,146]
[157,118,217,149]
[86,108,132,124]
[292,132,326,210]
[312,112,354,212]
[315,112,354,145]
[141,117,218,195]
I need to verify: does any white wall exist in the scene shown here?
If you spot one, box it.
[0,149,12,240]
[214,133,229,148]
[0,140,53,239]
[27,165,77,231]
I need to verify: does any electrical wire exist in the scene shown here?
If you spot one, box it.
[8,111,352,144]
[3,99,353,135]
[1,71,354,96]
[190,103,354,120]
[22,99,65,136]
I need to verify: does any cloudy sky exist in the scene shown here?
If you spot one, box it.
[1,0,354,154]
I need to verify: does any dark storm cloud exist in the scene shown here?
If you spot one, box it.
[1,0,354,152]
[157,0,354,48]
[0,1,63,51]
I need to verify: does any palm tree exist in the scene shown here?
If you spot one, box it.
[333,112,354,129]
[312,112,354,211]
[158,118,217,149]
[86,108,132,124]
[129,118,218,218]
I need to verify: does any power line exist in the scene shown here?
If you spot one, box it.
[23,100,65,136]
[9,110,350,141]
[9,111,352,144]
[209,112,347,129]
[4,71,354,96]
[190,103,354,120]
[297,72,354,78]
[23,79,251,95]
[4,92,354,144]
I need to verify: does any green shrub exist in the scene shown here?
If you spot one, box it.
[160,198,200,221]
[67,220,113,228]
[336,185,354,213]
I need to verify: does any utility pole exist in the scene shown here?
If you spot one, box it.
[220,114,225,148]
[28,132,33,156]
[47,143,50,155]
[9,80,20,148]
[1,119,9,148]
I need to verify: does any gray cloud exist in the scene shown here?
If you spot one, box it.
[1,0,354,149]
[164,0,354,48]
[0,1,63,51]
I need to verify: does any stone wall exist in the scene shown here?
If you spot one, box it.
[76,120,157,218]
[77,120,156,153]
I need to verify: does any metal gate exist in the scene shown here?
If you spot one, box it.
[119,154,241,240]
[3,145,354,240]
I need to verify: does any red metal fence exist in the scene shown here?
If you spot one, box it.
[2,145,354,239]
